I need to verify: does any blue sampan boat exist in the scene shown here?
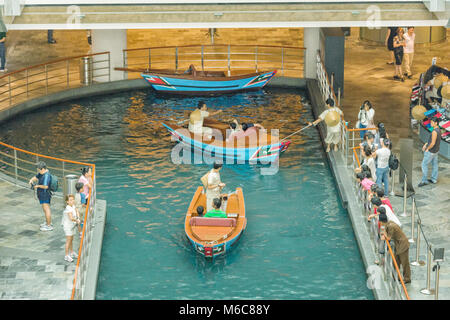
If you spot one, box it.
[140,65,276,95]
[185,186,246,258]
[162,119,291,163]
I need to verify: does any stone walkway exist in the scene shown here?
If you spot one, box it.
[0,179,78,299]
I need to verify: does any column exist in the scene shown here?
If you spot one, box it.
[91,29,127,82]
[303,28,321,79]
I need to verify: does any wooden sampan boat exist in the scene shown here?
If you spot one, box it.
[185,186,246,258]
[116,65,276,95]
[163,118,291,163]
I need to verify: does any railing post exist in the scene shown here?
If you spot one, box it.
[13,149,18,185]
[434,262,441,300]
[390,168,395,196]
[255,46,258,73]
[148,48,151,70]
[66,60,70,88]
[409,197,416,243]
[411,219,425,266]
[62,161,65,180]
[420,245,435,295]
[345,128,349,166]
[281,47,284,76]
[400,173,408,217]
[108,52,111,82]
[201,45,204,72]
[26,69,29,97]
[175,47,178,71]
[227,45,231,77]
[338,87,341,107]
[45,64,48,94]
[8,74,12,106]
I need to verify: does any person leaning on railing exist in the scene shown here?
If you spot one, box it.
[379,212,411,284]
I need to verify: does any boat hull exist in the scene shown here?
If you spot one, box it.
[162,122,290,163]
[142,71,276,95]
[185,187,246,259]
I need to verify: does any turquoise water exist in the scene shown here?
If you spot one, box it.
[0,88,373,300]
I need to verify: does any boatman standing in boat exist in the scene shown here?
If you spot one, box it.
[204,162,225,212]
[188,101,222,140]
[308,98,344,152]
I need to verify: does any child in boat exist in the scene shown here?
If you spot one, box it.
[196,206,204,217]
[204,198,227,218]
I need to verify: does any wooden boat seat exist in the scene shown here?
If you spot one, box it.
[190,217,236,227]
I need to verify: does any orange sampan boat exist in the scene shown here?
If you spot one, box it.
[185,186,246,258]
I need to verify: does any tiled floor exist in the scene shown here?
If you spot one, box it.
[0,181,78,300]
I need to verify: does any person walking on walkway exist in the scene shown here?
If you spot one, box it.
[0,30,7,72]
[393,28,406,82]
[403,27,415,79]
[29,161,53,231]
[419,117,441,187]
[379,213,411,284]
[385,27,397,65]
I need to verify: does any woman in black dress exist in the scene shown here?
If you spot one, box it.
[393,28,406,82]
[385,27,397,65]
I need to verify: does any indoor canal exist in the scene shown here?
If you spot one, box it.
[0,87,374,300]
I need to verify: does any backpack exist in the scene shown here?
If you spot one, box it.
[49,174,59,193]
[389,154,399,170]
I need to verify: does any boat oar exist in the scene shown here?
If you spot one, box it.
[279,123,313,142]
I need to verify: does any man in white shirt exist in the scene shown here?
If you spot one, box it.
[369,198,401,227]
[309,98,344,152]
[374,138,391,196]
[403,27,415,79]
[188,101,222,139]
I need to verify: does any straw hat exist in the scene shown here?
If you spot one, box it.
[324,110,340,127]
[441,84,450,100]
[434,74,448,89]
[411,105,427,120]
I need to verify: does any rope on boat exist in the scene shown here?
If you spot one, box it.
[279,123,313,142]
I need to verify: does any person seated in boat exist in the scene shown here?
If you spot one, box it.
[226,122,264,142]
[184,64,197,76]
[204,198,227,218]
[196,205,204,217]
[188,101,222,139]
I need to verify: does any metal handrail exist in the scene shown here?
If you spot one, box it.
[0,140,96,300]
[0,52,111,110]
[123,44,305,77]
[352,146,410,300]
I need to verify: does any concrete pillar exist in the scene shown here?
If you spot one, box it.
[303,28,321,79]
[91,29,127,82]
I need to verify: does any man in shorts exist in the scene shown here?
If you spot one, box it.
[309,98,344,152]
[29,161,53,231]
